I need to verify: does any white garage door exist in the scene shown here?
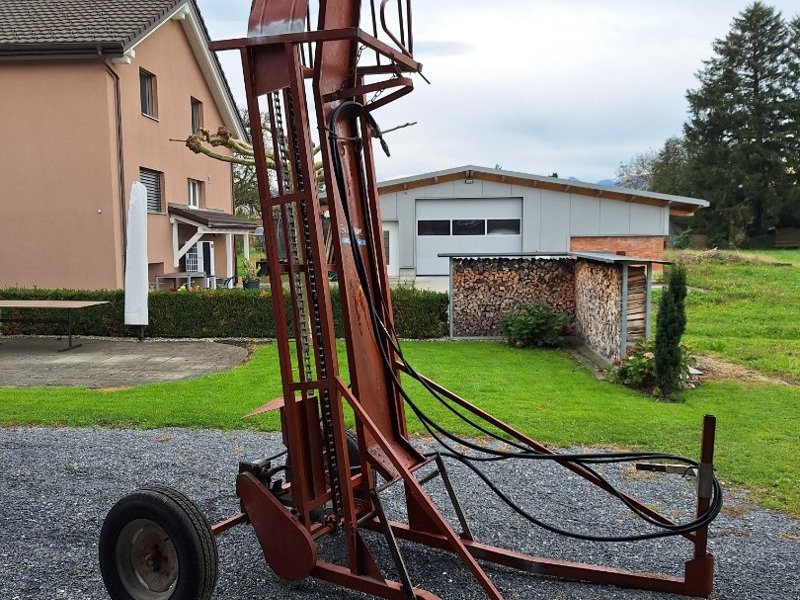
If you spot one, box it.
[416,198,522,275]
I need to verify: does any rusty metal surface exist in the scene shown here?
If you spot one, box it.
[204,1,721,598]
[376,521,696,595]
[248,0,309,37]
[237,472,317,581]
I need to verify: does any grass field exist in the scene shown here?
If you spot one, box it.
[1,339,798,514]
[1,249,798,514]
[679,249,800,378]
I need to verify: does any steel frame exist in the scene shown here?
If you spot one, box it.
[207,2,718,598]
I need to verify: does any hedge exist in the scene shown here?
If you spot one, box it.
[0,285,448,339]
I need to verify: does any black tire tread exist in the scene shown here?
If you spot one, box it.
[99,485,218,600]
[137,486,218,600]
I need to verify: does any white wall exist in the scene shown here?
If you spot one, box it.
[379,179,670,275]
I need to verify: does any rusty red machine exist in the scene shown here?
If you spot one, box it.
[99,2,722,599]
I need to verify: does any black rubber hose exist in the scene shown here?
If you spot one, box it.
[325,101,722,542]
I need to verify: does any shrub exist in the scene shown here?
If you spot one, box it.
[388,285,449,339]
[499,302,571,348]
[654,263,689,400]
[241,257,260,283]
[670,263,688,337]
[672,227,693,249]
[606,339,695,395]
[0,285,448,339]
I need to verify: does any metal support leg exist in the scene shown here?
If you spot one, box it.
[58,308,82,352]
[683,415,716,597]
[371,490,416,600]
[433,454,474,541]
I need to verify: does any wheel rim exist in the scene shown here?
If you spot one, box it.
[115,519,179,600]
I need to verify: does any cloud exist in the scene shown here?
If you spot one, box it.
[412,40,472,58]
[197,0,800,182]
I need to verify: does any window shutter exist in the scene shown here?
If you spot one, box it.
[139,168,163,212]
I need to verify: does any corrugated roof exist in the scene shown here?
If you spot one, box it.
[0,0,182,53]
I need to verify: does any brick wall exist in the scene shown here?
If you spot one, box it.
[569,236,665,261]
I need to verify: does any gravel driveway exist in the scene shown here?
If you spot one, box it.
[1,427,797,600]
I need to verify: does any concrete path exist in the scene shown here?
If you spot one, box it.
[0,336,248,388]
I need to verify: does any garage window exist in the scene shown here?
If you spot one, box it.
[487,219,521,235]
[453,219,485,235]
[418,220,450,235]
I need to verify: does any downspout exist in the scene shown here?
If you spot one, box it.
[103,58,127,277]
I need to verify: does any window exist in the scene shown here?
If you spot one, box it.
[140,68,158,118]
[383,229,390,265]
[418,220,450,236]
[187,179,203,208]
[139,168,163,212]
[452,219,485,235]
[487,219,521,235]
[191,97,203,132]
[185,244,200,272]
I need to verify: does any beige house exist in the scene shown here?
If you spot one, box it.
[0,0,253,291]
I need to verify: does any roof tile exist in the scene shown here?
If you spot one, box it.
[0,0,182,49]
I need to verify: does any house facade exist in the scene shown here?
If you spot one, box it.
[0,0,252,291]
[378,166,708,277]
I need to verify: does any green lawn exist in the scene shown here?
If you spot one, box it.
[1,340,798,515]
[681,249,800,378]
[1,249,798,514]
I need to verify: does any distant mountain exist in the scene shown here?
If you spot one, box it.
[595,179,616,187]
[564,176,617,187]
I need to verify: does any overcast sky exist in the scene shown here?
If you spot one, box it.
[197,0,799,183]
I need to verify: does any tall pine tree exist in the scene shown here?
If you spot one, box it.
[685,2,798,244]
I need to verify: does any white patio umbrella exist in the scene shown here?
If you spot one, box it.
[124,182,149,336]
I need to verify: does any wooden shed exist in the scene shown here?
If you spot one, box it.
[446,252,668,361]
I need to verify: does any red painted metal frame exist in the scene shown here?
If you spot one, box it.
[208,2,718,598]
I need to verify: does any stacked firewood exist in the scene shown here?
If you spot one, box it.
[626,267,647,342]
[574,261,621,359]
[451,258,575,337]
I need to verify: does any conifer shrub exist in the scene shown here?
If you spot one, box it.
[654,263,689,400]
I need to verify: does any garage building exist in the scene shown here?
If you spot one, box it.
[378,165,708,278]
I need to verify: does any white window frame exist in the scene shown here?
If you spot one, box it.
[187,178,203,209]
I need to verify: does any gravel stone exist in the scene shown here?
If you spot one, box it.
[0,427,798,599]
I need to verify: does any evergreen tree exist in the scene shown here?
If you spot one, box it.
[615,137,692,197]
[650,137,692,198]
[685,2,798,244]
[654,265,687,400]
[782,17,800,226]
[670,263,688,337]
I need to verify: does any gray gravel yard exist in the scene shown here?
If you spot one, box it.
[1,427,798,600]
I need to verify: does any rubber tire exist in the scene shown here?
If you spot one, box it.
[345,429,361,473]
[99,486,218,600]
